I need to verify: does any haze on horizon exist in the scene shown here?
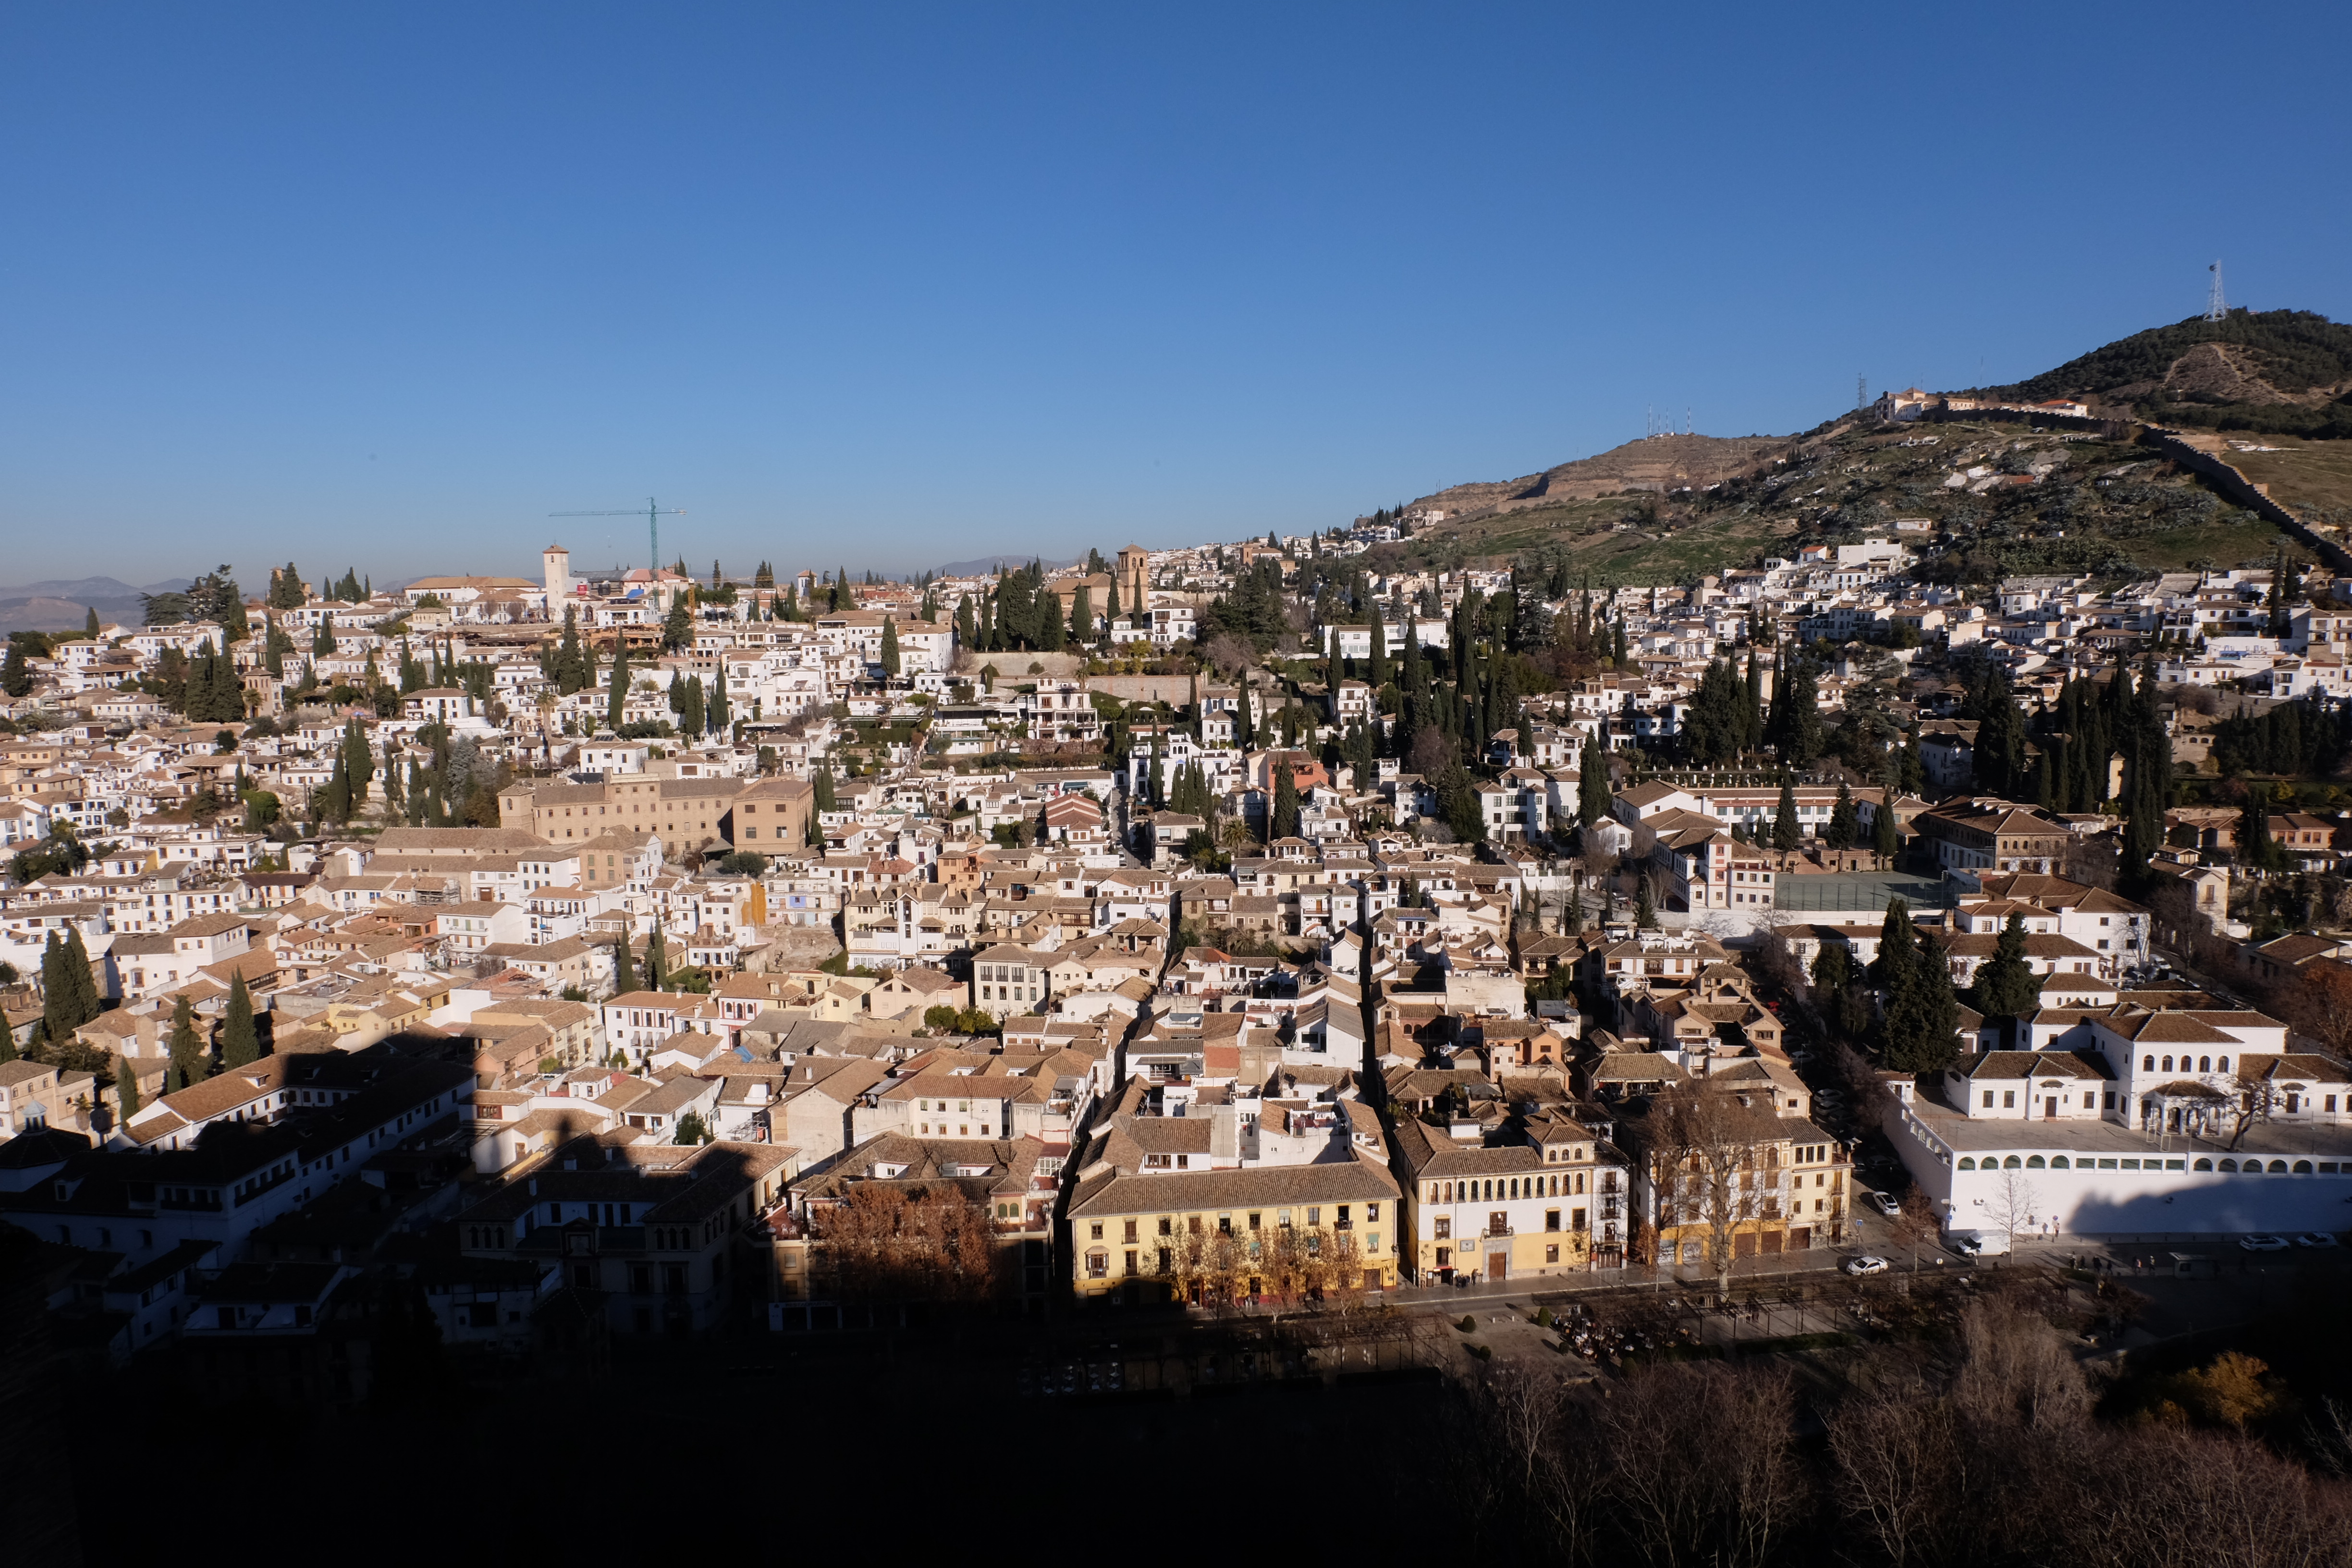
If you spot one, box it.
[3,2,2348,589]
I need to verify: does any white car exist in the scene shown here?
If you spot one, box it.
[2294,1233,2339,1249]
[1865,1191,1901,1217]
[2240,1234,2291,1253]
[1842,1255,1890,1276]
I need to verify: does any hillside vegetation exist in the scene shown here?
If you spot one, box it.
[1987,308,2352,440]
[1364,418,2285,587]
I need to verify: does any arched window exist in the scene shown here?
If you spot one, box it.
[2269,1160,2290,1174]
[2050,1155,2070,1169]
[2294,1161,2315,1174]
[1957,1157,1976,1171]
[2026,1155,2046,1169]
[2143,1055,2155,1071]
[2004,1155,2023,1169]
[2217,1056,2230,1072]
[2199,1056,2211,1072]
[2161,1056,2173,1072]
[2219,1159,2237,1172]
[2193,1158,2212,1171]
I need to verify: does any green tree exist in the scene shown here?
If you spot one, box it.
[1272,760,1301,841]
[646,921,668,991]
[167,992,207,1090]
[662,593,693,652]
[1825,779,1858,850]
[612,933,637,995]
[220,971,261,1068]
[1872,792,1899,866]
[674,1111,710,1145]
[2238,791,2284,873]
[115,1054,141,1121]
[0,641,28,698]
[1577,733,1612,831]
[1771,775,1801,851]
[1885,931,1962,1072]
[1871,897,1918,992]
[1634,875,1656,930]
[880,615,900,676]
[1970,913,2040,1043]
[606,637,631,732]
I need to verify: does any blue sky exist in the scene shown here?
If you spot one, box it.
[2,2,2347,587]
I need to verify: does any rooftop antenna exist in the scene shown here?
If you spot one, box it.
[549,497,685,573]
[2205,260,2228,322]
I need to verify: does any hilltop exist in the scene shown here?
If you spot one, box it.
[1360,311,2352,585]
[1980,307,2352,440]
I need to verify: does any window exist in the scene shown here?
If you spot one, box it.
[1545,1209,1560,1232]
[1982,1091,1994,1108]
[1089,1222,1103,1241]
[1433,1216,1451,1240]
[2002,1090,2015,1108]
[1123,1219,1139,1243]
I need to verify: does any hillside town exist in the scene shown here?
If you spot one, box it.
[6,507,2352,1380]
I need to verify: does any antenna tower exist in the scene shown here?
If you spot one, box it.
[1856,374,1868,411]
[2205,260,2228,322]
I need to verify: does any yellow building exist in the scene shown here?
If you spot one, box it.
[1064,1156,1402,1304]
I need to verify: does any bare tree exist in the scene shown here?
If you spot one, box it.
[1656,1085,1766,1297]
[1893,1188,1940,1272]
[1983,1168,2041,1249]
[1826,1374,1964,1568]
[1954,1299,2090,1433]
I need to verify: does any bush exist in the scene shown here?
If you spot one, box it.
[923,1004,962,1033]
[1458,1315,1477,1333]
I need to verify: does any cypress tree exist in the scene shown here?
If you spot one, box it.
[1871,897,1918,993]
[1367,600,1389,692]
[1772,775,1801,850]
[168,992,206,1090]
[1272,760,1301,841]
[607,638,631,732]
[115,1054,140,1121]
[1873,789,1899,865]
[612,933,637,995]
[220,971,260,1068]
[65,927,99,1027]
[1578,733,1612,830]
[1634,875,1656,930]
[1826,779,1857,849]
[881,615,900,675]
[647,922,668,992]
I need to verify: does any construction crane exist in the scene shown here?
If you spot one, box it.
[549,497,684,574]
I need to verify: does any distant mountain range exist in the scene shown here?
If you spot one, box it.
[933,554,1078,577]
[0,576,189,635]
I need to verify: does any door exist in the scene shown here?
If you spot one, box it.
[2045,1097,2058,1119]
[1486,1252,1508,1282]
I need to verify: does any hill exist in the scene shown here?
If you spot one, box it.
[0,576,188,635]
[1362,412,2290,589]
[1981,308,2352,440]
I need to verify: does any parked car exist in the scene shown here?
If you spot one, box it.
[2240,1235,2291,1252]
[1950,1229,2009,1258]
[1842,1255,1890,1276]
[2293,1233,2339,1249]
[1865,1191,1902,1217]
